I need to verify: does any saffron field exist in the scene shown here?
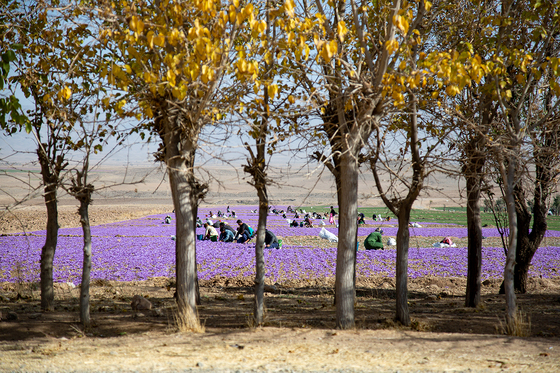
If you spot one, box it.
[2,205,560,284]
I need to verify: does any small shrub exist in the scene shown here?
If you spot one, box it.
[410,319,432,332]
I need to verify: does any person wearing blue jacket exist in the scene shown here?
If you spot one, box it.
[219,225,235,242]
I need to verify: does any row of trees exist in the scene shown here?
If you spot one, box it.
[1,0,559,332]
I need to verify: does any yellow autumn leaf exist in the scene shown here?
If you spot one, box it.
[268,84,279,99]
[257,20,267,34]
[288,31,295,43]
[141,104,153,118]
[58,86,72,100]
[201,65,214,83]
[116,99,126,112]
[337,21,348,41]
[186,63,200,80]
[392,91,404,104]
[168,28,181,46]
[147,31,155,49]
[322,39,338,62]
[154,34,165,47]
[385,39,399,55]
[130,16,144,34]
[285,0,295,17]
[143,71,157,84]
[425,1,432,11]
[393,15,409,34]
[446,84,460,96]
[313,34,324,49]
[166,69,176,86]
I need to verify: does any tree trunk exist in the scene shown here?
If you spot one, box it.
[38,146,60,312]
[513,204,546,293]
[78,194,92,329]
[163,121,201,328]
[512,158,549,293]
[192,203,201,306]
[40,186,58,311]
[502,157,518,323]
[465,174,483,307]
[253,188,268,325]
[169,165,199,325]
[395,207,411,325]
[464,138,485,307]
[335,151,358,329]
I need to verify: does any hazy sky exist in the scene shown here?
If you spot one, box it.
[0,122,308,171]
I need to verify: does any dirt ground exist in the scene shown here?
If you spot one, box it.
[2,203,560,372]
[2,275,560,372]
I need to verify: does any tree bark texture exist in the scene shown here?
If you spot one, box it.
[465,174,483,307]
[38,147,60,312]
[253,189,268,325]
[503,157,518,323]
[395,99,422,326]
[168,156,199,320]
[395,207,411,325]
[162,116,202,326]
[464,136,485,308]
[78,195,92,328]
[512,148,551,293]
[335,151,358,329]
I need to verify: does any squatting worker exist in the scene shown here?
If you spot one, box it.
[364,228,384,250]
[234,219,252,243]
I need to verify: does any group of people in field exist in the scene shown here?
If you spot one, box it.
[200,216,280,249]
[272,205,340,228]
[195,206,389,251]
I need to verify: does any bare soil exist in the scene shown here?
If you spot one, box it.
[2,191,560,371]
[2,274,560,372]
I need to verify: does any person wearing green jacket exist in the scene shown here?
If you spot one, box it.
[364,229,384,250]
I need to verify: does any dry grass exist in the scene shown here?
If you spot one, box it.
[410,318,433,332]
[497,310,531,337]
[173,304,205,333]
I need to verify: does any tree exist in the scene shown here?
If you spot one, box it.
[279,0,412,329]
[237,0,275,326]
[482,0,560,326]
[66,115,125,329]
[2,0,102,311]
[427,0,498,308]
[98,0,263,328]
[69,164,95,328]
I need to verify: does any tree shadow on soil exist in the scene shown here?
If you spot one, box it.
[1,279,559,342]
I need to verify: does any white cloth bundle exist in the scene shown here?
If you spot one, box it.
[319,227,338,242]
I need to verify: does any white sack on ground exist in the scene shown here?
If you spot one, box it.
[319,227,338,242]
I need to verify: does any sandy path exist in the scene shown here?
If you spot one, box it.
[2,328,559,372]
